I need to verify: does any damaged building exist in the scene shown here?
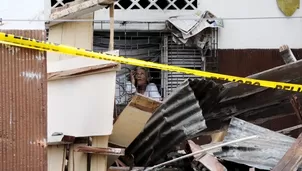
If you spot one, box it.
[1,0,302,170]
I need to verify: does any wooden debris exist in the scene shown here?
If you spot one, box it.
[47,134,75,145]
[48,0,114,26]
[75,146,125,156]
[187,140,227,171]
[204,59,302,134]
[48,62,120,81]
[279,44,297,64]
[290,95,302,123]
[272,133,302,171]
[108,167,181,171]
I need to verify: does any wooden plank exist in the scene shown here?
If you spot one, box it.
[47,13,94,62]
[109,94,162,147]
[187,140,226,171]
[108,94,161,166]
[91,136,109,171]
[75,146,125,156]
[68,144,88,171]
[109,4,114,51]
[48,62,120,81]
[48,146,66,171]
[47,12,94,171]
[47,60,117,137]
[272,133,302,171]
[108,167,181,171]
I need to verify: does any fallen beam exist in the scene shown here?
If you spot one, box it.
[48,62,120,81]
[272,132,302,171]
[47,0,114,26]
[203,59,302,133]
[108,167,181,171]
[75,146,125,156]
[47,133,75,145]
[220,57,299,102]
[187,140,226,171]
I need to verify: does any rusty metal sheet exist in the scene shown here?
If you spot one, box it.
[217,49,302,77]
[0,30,47,171]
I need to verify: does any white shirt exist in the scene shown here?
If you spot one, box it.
[125,81,162,101]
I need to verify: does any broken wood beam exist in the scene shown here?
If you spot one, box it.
[220,52,301,102]
[109,3,114,51]
[187,140,226,171]
[272,132,302,171]
[277,124,302,135]
[75,146,125,156]
[91,136,109,171]
[47,134,76,145]
[290,95,302,123]
[108,167,181,171]
[48,0,115,26]
[203,59,302,134]
[279,44,297,64]
[47,62,120,81]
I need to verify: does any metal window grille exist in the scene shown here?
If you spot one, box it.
[114,0,198,10]
[51,0,74,8]
[93,28,218,114]
[161,34,204,97]
[93,31,163,114]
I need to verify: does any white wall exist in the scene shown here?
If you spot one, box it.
[1,0,45,29]
[94,0,302,49]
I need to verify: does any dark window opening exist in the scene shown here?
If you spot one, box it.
[192,0,198,7]
[138,0,150,8]
[115,5,121,9]
[119,0,132,9]
[174,0,187,9]
[156,0,169,9]
[131,5,140,9]
[149,5,158,10]
[51,0,74,7]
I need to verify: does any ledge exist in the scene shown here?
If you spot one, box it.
[47,0,115,26]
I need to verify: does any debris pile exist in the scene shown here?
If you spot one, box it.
[108,55,302,171]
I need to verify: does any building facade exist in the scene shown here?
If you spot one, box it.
[92,0,302,105]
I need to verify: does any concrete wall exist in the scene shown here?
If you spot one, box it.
[94,0,302,49]
[1,0,45,29]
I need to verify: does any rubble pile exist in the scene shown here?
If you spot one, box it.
[108,57,302,171]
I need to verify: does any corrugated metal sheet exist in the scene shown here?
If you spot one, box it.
[214,117,297,170]
[0,30,47,171]
[218,49,302,77]
[121,78,224,166]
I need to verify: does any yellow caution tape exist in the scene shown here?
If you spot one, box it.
[0,32,301,93]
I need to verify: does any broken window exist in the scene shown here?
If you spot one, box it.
[115,0,198,10]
